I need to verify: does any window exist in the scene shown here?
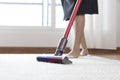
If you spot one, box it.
[0,0,68,28]
[55,0,68,28]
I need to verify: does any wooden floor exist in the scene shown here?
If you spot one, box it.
[0,47,120,60]
[89,48,120,60]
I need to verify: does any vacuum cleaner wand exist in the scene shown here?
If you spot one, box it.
[37,0,82,64]
[55,0,82,56]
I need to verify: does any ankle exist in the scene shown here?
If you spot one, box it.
[67,50,80,58]
[72,48,80,52]
[80,49,89,56]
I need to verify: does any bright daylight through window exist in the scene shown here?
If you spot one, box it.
[0,0,68,28]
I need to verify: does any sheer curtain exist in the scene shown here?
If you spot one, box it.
[69,0,117,50]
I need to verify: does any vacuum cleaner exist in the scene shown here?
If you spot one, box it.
[37,0,82,64]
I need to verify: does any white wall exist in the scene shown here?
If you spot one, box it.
[117,0,120,47]
[0,28,65,47]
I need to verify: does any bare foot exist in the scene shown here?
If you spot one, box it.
[66,50,80,58]
[80,49,89,56]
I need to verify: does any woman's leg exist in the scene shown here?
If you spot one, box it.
[67,15,85,58]
[80,33,89,56]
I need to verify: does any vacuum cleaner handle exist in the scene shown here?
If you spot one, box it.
[37,0,82,64]
[64,0,82,38]
[55,0,82,56]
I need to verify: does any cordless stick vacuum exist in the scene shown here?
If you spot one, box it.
[37,0,82,64]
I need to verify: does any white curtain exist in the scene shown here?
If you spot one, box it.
[68,0,117,49]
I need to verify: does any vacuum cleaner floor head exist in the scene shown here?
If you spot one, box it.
[37,55,72,64]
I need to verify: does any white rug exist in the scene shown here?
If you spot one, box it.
[0,54,120,80]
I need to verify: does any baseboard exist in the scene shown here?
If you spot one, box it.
[0,47,120,54]
[0,47,71,54]
[88,48,120,55]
